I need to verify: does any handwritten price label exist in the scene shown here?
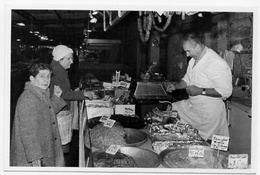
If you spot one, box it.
[99,115,110,123]
[124,107,134,115]
[228,154,248,169]
[106,145,121,155]
[188,146,204,158]
[211,135,229,151]
[103,119,116,128]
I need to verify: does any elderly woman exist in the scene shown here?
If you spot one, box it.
[10,63,66,167]
[50,45,94,110]
[50,45,95,161]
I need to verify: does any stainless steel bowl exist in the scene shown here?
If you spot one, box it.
[120,147,161,168]
[159,146,229,169]
[124,128,148,147]
[90,147,161,168]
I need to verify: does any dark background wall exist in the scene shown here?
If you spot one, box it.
[106,12,253,82]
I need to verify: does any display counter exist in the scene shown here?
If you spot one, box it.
[77,80,252,169]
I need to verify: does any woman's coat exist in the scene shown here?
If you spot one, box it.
[10,82,66,166]
[50,60,85,110]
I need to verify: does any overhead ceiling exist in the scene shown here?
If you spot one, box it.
[11,10,220,48]
[11,10,119,48]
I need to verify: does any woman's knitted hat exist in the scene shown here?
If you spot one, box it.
[52,45,73,61]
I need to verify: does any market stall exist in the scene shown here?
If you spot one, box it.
[76,76,249,169]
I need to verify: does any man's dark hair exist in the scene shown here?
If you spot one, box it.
[183,32,205,45]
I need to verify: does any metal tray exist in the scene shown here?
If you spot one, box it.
[124,128,148,146]
[159,146,229,169]
[89,147,161,168]
[134,82,170,100]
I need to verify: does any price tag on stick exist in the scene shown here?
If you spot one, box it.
[99,115,110,123]
[211,135,229,151]
[228,154,248,169]
[103,118,116,128]
[189,146,205,158]
[106,145,121,155]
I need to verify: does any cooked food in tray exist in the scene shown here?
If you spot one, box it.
[152,140,207,154]
[88,122,127,149]
[85,122,148,149]
[149,120,202,141]
[92,151,138,167]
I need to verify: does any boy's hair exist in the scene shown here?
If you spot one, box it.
[29,63,52,77]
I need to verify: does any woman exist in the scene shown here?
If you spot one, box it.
[50,44,94,111]
[10,63,66,166]
[50,45,95,161]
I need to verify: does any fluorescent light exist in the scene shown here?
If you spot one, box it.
[16,22,25,26]
[92,10,98,15]
[198,13,203,17]
[16,39,21,41]
[90,18,97,23]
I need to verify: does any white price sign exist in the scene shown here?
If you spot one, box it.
[99,115,110,123]
[105,145,121,155]
[115,105,135,115]
[188,146,204,158]
[228,154,248,169]
[211,135,229,151]
[103,118,116,128]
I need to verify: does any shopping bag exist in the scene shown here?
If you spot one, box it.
[57,110,73,145]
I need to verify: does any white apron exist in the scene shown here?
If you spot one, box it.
[173,47,232,140]
[172,96,229,140]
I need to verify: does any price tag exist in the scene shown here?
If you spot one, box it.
[99,115,110,123]
[211,135,229,151]
[115,105,135,115]
[119,81,130,88]
[105,145,121,155]
[188,146,204,158]
[112,81,119,87]
[103,118,116,128]
[124,106,135,115]
[228,154,248,169]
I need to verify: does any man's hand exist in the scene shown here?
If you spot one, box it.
[166,84,176,93]
[186,85,202,96]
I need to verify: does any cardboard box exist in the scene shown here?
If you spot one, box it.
[115,104,135,115]
[86,107,113,119]
[85,99,113,119]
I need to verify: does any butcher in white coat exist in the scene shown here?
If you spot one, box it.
[167,32,233,142]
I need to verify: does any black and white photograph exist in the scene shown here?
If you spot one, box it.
[1,0,260,175]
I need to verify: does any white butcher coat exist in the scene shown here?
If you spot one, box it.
[172,47,233,140]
